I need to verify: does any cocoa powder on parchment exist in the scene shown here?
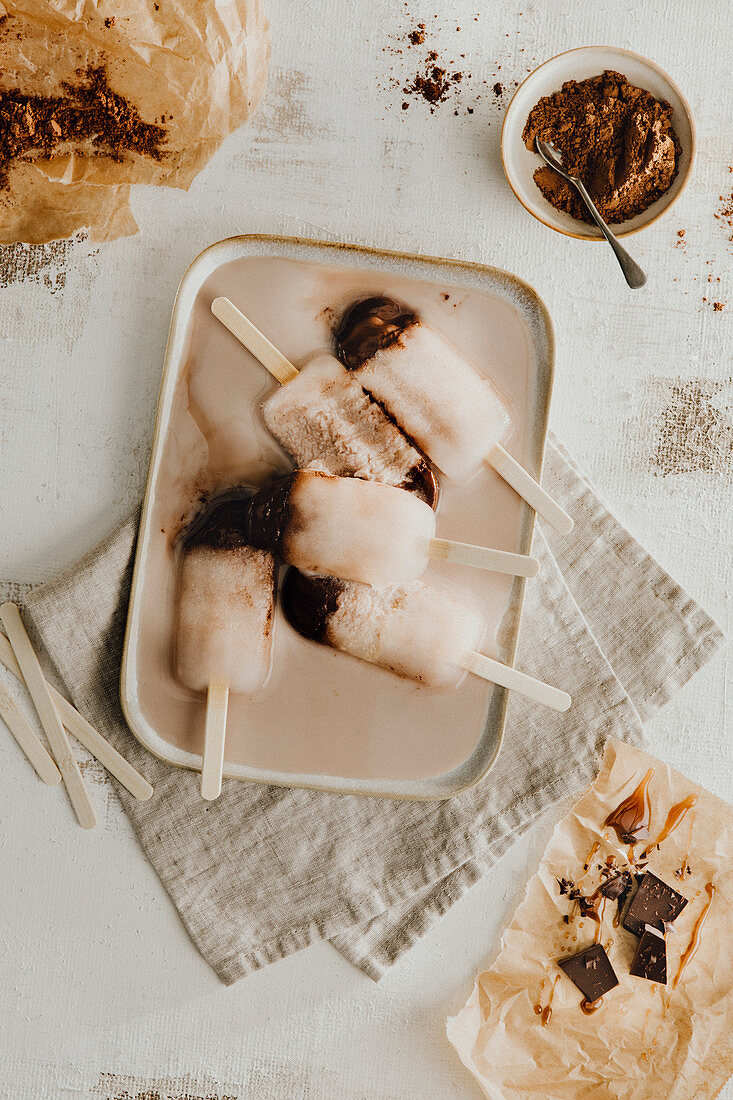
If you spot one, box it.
[0,65,167,188]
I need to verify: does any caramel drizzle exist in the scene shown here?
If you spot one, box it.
[580,996,604,1015]
[541,976,560,1027]
[577,841,601,888]
[672,882,716,990]
[640,794,698,861]
[593,896,608,944]
[604,767,655,860]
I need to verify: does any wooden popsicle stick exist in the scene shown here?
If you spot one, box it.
[429,539,540,578]
[55,697,154,802]
[0,680,62,785]
[486,443,573,536]
[211,297,299,385]
[0,604,97,829]
[201,680,229,801]
[461,649,571,712]
[0,631,153,802]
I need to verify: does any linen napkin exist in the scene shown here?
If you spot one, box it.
[14,435,724,983]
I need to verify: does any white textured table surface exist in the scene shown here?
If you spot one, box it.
[1,2,731,1097]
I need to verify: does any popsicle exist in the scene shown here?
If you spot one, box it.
[243,470,541,586]
[175,498,276,800]
[335,297,573,535]
[210,297,437,507]
[282,570,571,711]
[263,352,439,506]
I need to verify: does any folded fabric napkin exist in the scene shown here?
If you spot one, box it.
[16,435,724,983]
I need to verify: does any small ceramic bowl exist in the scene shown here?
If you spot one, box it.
[501,47,696,240]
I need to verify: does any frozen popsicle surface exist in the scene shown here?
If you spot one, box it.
[175,499,275,695]
[261,352,438,506]
[244,469,437,586]
[336,297,513,482]
[283,569,486,690]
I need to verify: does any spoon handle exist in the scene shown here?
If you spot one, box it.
[573,178,647,289]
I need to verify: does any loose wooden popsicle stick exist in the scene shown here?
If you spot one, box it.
[460,650,571,712]
[0,631,153,802]
[429,539,540,578]
[486,443,574,536]
[0,603,97,829]
[0,680,62,785]
[201,680,229,801]
[211,297,299,384]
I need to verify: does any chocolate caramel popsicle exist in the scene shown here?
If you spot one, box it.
[336,297,574,534]
[336,297,513,482]
[283,569,571,710]
[243,470,541,587]
[175,498,275,799]
[262,352,438,506]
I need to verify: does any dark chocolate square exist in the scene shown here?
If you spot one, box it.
[623,871,688,937]
[630,925,667,984]
[558,944,619,1003]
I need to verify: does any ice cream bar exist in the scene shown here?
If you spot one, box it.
[262,352,438,507]
[244,469,541,584]
[244,470,436,587]
[283,568,572,710]
[336,297,512,482]
[282,569,485,690]
[175,498,275,696]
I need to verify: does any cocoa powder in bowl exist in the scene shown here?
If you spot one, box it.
[522,70,680,225]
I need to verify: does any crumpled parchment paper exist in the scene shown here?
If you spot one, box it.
[448,738,733,1100]
[0,0,270,242]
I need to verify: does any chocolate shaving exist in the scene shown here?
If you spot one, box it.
[600,871,633,902]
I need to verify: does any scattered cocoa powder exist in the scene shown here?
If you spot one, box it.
[0,65,167,189]
[522,70,680,224]
[380,7,528,118]
[651,378,733,477]
[0,232,90,290]
[714,186,733,242]
[383,12,472,115]
[405,59,464,108]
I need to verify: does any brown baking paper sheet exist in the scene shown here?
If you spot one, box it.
[1,162,137,243]
[448,738,733,1100]
[0,0,269,243]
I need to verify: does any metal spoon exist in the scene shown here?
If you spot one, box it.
[534,138,647,290]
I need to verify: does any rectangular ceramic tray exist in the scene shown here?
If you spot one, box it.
[121,235,555,799]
